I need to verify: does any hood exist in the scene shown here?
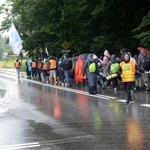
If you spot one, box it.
[110,54,116,60]
[116,57,120,63]
[124,52,130,63]
[87,54,94,62]
[110,54,116,63]
[139,50,146,56]
[78,55,82,60]
[104,50,110,58]
[128,52,132,58]
[120,48,128,54]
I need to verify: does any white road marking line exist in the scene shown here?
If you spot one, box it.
[0,73,113,100]
[21,78,112,100]
[0,135,94,150]
[1,72,146,104]
[40,135,95,146]
[0,142,40,150]
[140,104,150,107]
[0,145,40,150]
[117,100,135,104]
[117,100,127,102]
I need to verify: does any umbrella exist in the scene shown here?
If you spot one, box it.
[137,47,150,56]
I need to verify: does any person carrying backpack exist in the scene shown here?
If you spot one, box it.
[109,56,120,91]
[104,54,117,89]
[75,55,86,85]
[61,54,72,87]
[83,54,99,94]
[48,56,57,85]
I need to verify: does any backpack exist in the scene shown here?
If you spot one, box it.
[89,62,96,73]
[62,59,72,70]
[142,56,150,71]
[110,63,119,74]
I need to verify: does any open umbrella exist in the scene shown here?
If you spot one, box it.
[137,47,150,56]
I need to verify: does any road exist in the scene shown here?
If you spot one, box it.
[0,68,150,150]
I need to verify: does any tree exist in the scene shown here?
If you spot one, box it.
[0,0,149,57]
[0,36,12,60]
[133,11,150,49]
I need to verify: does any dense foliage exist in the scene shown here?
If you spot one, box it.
[0,0,149,58]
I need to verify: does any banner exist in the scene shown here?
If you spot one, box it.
[9,23,23,54]
[45,47,49,56]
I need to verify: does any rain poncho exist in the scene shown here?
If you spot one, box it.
[83,54,98,94]
[75,55,86,84]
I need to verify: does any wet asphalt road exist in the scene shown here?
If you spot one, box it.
[0,68,150,150]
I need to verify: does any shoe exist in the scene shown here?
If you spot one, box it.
[114,87,117,91]
[125,101,130,104]
[130,99,133,103]
[102,86,105,90]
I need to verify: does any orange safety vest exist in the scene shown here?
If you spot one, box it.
[120,61,136,82]
[32,62,37,68]
[15,62,20,69]
[42,61,47,70]
[49,59,57,70]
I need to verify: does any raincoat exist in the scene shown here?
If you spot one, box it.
[26,58,32,77]
[138,50,146,67]
[83,54,98,94]
[100,50,110,67]
[75,55,86,84]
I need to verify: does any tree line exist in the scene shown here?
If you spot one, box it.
[0,0,149,58]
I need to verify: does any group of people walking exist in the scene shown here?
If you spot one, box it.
[14,47,150,104]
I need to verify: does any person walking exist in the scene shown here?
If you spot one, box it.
[26,58,32,79]
[83,54,99,95]
[100,50,110,68]
[37,58,42,82]
[93,54,105,90]
[120,53,145,104]
[31,59,37,80]
[75,55,86,85]
[14,59,21,78]
[48,56,57,85]
[40,58,48,84]
[61,54,72,87]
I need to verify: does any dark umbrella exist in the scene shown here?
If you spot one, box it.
[137,47,150,56]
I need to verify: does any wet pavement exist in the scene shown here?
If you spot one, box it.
[0,68,150,150]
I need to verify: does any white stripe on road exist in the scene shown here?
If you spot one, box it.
[0,135,94,149]
[117,100,127,102]
[21,77,116,100]
[0,72,116,100]
[117,100,135,103]
[40,135,95,146]
[0,142,40,150]
[140,104,150,107]
[1,71,150,107]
